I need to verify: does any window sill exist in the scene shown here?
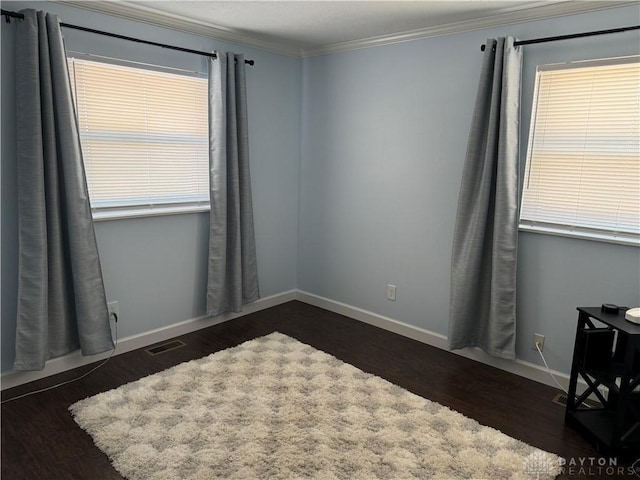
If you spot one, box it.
[518,224,639,247]
[93,205,210,222]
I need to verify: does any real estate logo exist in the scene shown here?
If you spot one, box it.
[523,451,558,479]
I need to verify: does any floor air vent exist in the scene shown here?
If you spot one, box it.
[552,393,569,407]
[145,340,186,355]
[552,393,600,408]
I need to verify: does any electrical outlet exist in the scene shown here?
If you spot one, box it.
[532,333,545,352]
[387,284,397,301]
[107,301,119,321]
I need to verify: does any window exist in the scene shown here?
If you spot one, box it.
[67,55,209,219]
[520,56,639,246]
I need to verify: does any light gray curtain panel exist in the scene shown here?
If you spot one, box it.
[14,10,114,370]
[206,53,260,317]
[448,37,522,360]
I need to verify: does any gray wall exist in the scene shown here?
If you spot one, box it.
[1,1,301,371]
[298,4,640,374]
[2,1,639,377]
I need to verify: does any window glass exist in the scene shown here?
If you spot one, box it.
[520,56,640,246]
[68,55,209,219]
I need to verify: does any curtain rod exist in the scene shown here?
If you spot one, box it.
[1,9,255,65]
[481,24,640,51]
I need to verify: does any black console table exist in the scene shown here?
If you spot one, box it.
[565,307,640,457]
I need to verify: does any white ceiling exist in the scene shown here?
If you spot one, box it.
[61,1,630,56]
[129,1,538,48]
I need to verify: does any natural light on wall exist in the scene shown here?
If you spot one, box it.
[67,55,209,219]
[520,56,640,246]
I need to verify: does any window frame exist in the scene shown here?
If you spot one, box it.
[519,56,640,247]
[67,52,210,221]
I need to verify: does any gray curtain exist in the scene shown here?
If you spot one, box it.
[14,10,114,370]
[206,52,260,316]
[448,37,522,360]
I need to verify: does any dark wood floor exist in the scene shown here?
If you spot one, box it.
[0,301,627,479]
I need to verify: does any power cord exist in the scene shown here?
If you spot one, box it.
[535,341,568,394]
[1,313,118,404]
[535,341,594,409]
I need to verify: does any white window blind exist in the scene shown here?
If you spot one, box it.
[520,56,640,246]
[67,55,209,219]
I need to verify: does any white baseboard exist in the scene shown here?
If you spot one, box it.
[295,290,578,393]
[1,290,297,391]
[2,289,583,396]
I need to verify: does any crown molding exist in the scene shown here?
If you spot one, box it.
[55,1,303,57]
[301,1,638,57]
[55,1,636,59]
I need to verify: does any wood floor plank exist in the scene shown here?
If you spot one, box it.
[1,301,619,479]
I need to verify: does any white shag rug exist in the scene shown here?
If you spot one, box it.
[70,332,561,480]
